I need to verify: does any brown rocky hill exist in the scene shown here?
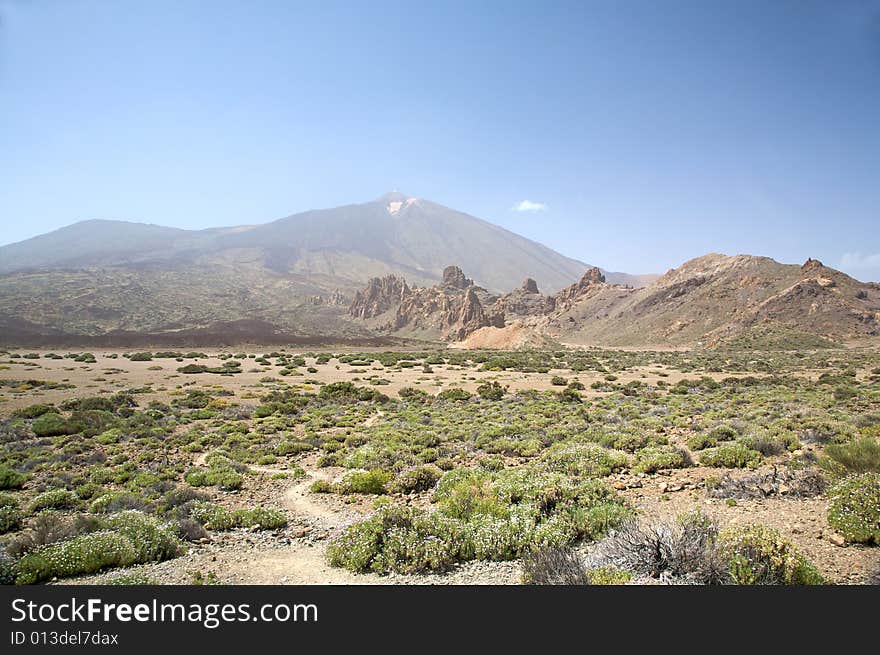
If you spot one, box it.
[548,254,880,347]
[349,255,880,348]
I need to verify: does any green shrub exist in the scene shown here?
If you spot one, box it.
[543,443,629,478]
[687,434,717,451]
[476,381,506,400]
[709,425,738,441]
[310,480,332,493]
[28,489,78,513]
[231,507,287,530]
[827,473,880,544]
[0,465,27,490]
[15,531,138,585]
[700,442,762,468]
[633,446,688,473]
[550,376,567,386]
[437,388,472,402]
[335,469,392,494]
[389,466,442,494]
[0,506,22,534]
[327,505,460,574]
[178,364,209,374]
[823,438,880,476]
[31,413,80,437]
[398,387,430,403]
[103,512,182,562]
[189,502,236,530]
[12,403,55,419]
[586,566,633,585]
[716,525,823,585]
[189,502,287,531]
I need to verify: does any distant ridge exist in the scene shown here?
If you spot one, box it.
[0,193,654,343]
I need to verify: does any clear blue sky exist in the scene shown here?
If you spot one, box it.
[1,0,878,279]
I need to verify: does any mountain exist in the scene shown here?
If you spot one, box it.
[0,193,651,344]
[348,255,880,349]
[545,254,880,348]
[0,192,647,292]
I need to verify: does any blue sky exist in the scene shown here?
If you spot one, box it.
[1,0,878,280]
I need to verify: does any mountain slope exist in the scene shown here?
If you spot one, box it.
[0,192,647,293]
[547,255,880,347]
[0,193,651,343]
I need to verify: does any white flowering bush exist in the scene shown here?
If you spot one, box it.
[188,501,286,531]
[542,443,629,478]
[13,510,183,585]
[14,530,138,585]
[329,464,631,574]
[27,489,78,514]
[327,505,461,574]
[827,473,880,544]
[717,525,823,585]
[103,511,182,562]
[0,505,22,534]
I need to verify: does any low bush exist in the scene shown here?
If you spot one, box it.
[543,443,629,478]
[232,507,286,530]
[389,466,442,494]
[716,525,823,585]
[188,502,286,531]
[15,531,138,585]
[31,413,80,437]
[334,469,392,495]
[0,464,27,490]
[700,443,762,468]
[103,512,182,563]
[28,489,79,513]
[327,505,460,574]
[436,388,472,402]
[12,403,55,419]
[633,446,688,474]
[823,437,880,476]
[0,506,22,534]
[476,381,506,400]
[827,473,880,544]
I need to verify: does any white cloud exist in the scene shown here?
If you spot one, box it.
[512,199,547,212]
[840,252,880,281]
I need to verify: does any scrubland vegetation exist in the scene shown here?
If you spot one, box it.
[0,346,878,585]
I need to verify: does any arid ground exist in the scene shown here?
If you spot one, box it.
[1,346,878,585]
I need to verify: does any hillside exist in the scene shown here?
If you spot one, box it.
[346,255,880,349]
[0,193,642,342]
[548,255,880,348]
[0,193,656,344]
[0,192,647,292]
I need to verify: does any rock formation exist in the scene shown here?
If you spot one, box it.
[349,275,411,319]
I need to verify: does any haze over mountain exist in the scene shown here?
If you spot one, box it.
[0,192,647,293]
[0,193,654,345]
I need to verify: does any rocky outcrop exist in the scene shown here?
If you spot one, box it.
[521,278,539,294]
[493,277,556,317]
[308,289,349,306]
[553,267,607,309]
[349,265,504,340]
[802,258,824,273]
[349,275,411,319]
[441,265,473,290]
